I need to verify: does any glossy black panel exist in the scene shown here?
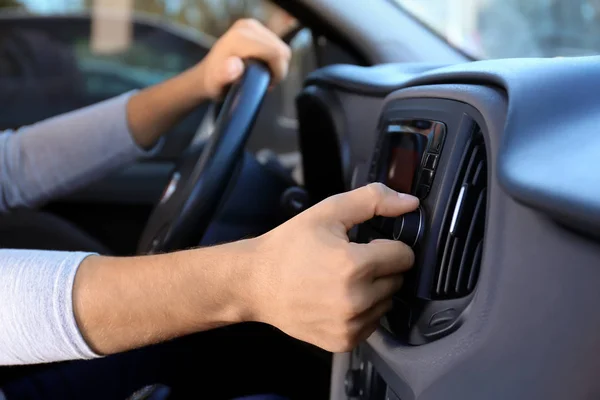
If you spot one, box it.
[369,119,446,197]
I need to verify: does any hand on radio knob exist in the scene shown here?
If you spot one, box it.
[247,183,419,352]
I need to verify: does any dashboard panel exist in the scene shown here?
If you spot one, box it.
[303,58,600,238]
[297,58,600,400]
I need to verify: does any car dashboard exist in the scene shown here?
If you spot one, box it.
[296,57,600,400]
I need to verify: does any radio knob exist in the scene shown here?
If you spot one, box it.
[394,207,424,248]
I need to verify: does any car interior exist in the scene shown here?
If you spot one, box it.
[2,0,600,399]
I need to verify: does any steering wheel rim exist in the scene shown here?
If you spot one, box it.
[137,61,271,254]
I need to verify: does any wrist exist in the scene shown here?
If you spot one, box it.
[227,237,270,324]
[234,235,279,326]
[184,238,267,327]
[179,61,213,104]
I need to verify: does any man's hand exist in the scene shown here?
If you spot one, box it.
[247,183,419,352]
[75,184,418,355]
[194,18,292,100]
[126,19,291,148]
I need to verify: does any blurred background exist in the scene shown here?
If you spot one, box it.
[397,0,600,59]
[3,0,600,60]
[1,0,600,159]
[1,0,599,253]
[0,0,315,159]
[0,0,323,253]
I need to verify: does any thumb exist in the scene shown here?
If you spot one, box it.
[321,183,419,231]
[223,56,245,83]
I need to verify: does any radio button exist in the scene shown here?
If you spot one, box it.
[416,185,430,199]
[420,169,435,187]
[428,125,446,153]
[424,153,438,170]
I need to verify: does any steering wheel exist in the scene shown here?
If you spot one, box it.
[137,61,271,254]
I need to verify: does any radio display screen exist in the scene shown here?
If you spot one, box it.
[381,131,429,194]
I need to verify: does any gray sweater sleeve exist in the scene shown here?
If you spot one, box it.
[0,91,151,211]
[0,93,156,365]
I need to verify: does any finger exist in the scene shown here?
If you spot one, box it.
[224,56,245,81]
[239,37,289,84]
[234,37,287,84]
[369,275,405,304]
[317,183,419,231]
[352,239,414,277]
[233,23,290,84]
[242,18,292,62]
[355,320,380,344]
[212,56,245,98]
[350,299,393,343]
[346,275,403,317]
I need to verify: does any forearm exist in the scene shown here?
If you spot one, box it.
[0,184,417,365]
[0,93,152,212]
[126,66,210,149]
[73,238,259,355]
[0,242,262,365]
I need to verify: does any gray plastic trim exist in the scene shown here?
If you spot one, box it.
[333,82,600,400]
[310,58,600,236]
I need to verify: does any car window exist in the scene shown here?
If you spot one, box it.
[394,0,600,59]
[0,0,315,157]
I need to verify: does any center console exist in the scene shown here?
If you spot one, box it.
[353,95,489,345]
[342,94,489,399]
[297,63,498,400]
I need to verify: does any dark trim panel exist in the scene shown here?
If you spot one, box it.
[63,162,174,205]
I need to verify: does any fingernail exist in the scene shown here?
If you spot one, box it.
[397,192,419,201]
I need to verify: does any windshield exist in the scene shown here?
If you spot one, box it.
[395,0,600,59]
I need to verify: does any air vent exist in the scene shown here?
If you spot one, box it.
[433,128,487,299]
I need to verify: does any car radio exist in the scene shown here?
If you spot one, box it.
[356,119,446,249]
[352,118,452,345]
[352,108,488,346]
[369,119,446,198]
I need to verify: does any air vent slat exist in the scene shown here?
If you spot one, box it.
[443,238,463,295]
[436,236,454,295]
[455,189,486,293]
[468,241,483,291]
[449,185,468,237]
[472,160,485,187]
[463,145,482,184]
[432,127,487,299]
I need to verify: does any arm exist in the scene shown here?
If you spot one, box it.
[0,19,290,211]
[0,184,418,364]
[74,185,418,355]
